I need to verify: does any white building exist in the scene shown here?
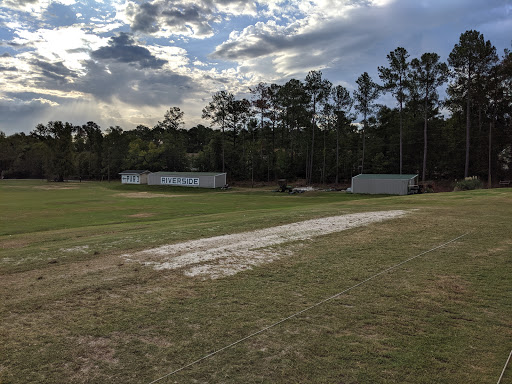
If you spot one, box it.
[119,170,151,184]
[351,174,419,195]
[147,172,227,189]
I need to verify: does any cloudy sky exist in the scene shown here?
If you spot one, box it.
[0,0,510,135]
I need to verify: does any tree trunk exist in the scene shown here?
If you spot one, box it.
[272,120,275,171]
[322,127,326,184]
[305,142,309,182]
[399,100,403,174]
[309,95,316,184]
[251,130,255,188]
[309,122,315,184]
[221,123,225,173]
[422,100,428,183]
[488,121,492,189]
[361,113,366,174]
[335,123,339,184]
[464,72,471,178]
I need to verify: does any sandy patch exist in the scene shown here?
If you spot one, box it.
[33,186,77,190]
[0,239,32,249]
[115,192,184,199]
[61,245,89,253]
[127,213,155,218]
[122,210,407,279]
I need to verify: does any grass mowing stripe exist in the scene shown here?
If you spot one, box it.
[148,232,470,384]
[497,350,512,384]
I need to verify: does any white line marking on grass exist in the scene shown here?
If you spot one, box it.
[147,232,470,384]
[497,350,512,384]
[60,245,89,253]
[123,210,407,278]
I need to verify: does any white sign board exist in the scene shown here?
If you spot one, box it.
[161,176,200,186]
[122,175,140,184]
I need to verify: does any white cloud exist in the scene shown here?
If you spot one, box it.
[14,25,106,73]
[1,0,77,16]
[146,44,190,70]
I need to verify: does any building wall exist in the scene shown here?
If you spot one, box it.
[352,178,410,195]
[214,173,227,188]
[147,172,225,188]
[121,174,146,184]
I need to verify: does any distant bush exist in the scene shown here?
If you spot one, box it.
[454,176,483,191]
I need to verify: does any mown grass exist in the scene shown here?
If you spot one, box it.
[1,180,511,383]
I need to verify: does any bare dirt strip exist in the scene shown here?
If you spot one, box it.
[122,210,407,279]
[114,192,185,198]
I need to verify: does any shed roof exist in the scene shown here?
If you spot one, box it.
[352,174,418,180]
[151,171,226,177]
[119,170,151,175]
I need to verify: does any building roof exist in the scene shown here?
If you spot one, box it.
[352,174,418,180]
[119,170,151,175]
[150,171,226,177]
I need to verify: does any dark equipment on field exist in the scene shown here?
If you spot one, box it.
[277,179,293,193]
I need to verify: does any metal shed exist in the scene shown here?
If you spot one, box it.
[119,170,150,184]
[148,172,227,189]
[351,174,419,195]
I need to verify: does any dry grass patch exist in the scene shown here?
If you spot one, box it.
[0,238,32,249]
[114,192,185,199]
[126,213,155,218]
[1,185,511,384]
[33,185,78,190]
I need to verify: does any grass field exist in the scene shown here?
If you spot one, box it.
[1,180,511,383]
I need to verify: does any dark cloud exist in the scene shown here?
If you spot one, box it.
[128,2,160,34]
[0,97,52,134]
[7,41,36,49]
[161,4,213,35]
[70,57,194,107]
[66,48,90,54]
[212,31,293,60]
[201,0,256,13]
[126,0,241,37]
[211,0,512,77]
[91,32,166,69]
[5,91,64,102]
[0,65,17,71]
[163,5,201,24]
[30,59,77,82]
[1,53,12,58]
[2,0,38,8]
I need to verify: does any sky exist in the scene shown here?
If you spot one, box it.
[0,0,511,136]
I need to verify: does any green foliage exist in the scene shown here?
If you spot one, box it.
[448,30,499,178]
[2,30,511,184]
[453,176,483,191]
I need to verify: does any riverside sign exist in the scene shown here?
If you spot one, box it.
[161,176,200,186]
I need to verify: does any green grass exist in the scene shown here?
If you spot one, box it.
[1,180,511,383]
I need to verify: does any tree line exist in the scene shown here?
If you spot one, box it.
[1,30,511,185]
